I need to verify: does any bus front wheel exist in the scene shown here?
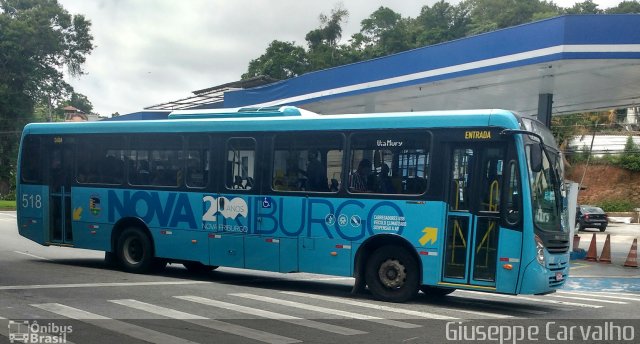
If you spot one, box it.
[117,228,154,273]
[365,245,419,302]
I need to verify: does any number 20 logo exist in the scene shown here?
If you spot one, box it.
[202,196,249,222]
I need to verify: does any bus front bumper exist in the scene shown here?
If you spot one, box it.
[519,253,570,295]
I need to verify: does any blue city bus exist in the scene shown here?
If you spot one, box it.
[16,107,568,302]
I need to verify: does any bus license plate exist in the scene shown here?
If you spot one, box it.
[555,272,564,281]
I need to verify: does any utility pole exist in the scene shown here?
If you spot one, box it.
[578,120,598,190]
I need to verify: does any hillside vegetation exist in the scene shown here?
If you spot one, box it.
[567,164,640,211]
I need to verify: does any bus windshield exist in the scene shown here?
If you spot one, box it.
[521,117,565,233]
[529,148,563,232]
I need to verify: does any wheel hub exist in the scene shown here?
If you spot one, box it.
[378,259,406,289]
[123,237,143,264]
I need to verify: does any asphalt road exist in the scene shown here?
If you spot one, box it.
[1,211,640,344]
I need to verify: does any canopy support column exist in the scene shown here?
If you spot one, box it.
[537,93,553,128]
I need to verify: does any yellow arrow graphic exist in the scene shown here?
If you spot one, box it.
[419,227,438,246]
[73,207,82,221]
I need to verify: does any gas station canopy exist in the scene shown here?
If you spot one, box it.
[138,15,640,124]
[218,15,640,117]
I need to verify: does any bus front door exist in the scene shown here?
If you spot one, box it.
[46,138,74,245]
[443,145,505,288]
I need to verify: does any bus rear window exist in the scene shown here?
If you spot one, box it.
[20,135,42,184]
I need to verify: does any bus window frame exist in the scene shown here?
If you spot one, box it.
[500,138,523,230]
[269,131,346,195]
[224,136,258,193]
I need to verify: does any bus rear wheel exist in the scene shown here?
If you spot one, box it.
[117,227,154,273]
[365,245,419,302]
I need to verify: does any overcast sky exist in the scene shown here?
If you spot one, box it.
[58,0,626,117]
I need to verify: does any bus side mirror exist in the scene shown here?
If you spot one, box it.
[530,144,543,173]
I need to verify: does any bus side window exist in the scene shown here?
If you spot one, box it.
[129,135,182,187]
[349,130,430,195]
[226,138,256,191]
[21,135,42,184]
[77,136,126,185]
[272,133,343,193]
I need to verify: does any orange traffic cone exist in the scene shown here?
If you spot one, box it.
[624,238,638,268]
[585,233,598,261]
[598,234,611,263]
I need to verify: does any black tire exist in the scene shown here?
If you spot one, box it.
[599,226,607,232]
[183,261,218,274]
[420,285,456,297]
[365,245,419,302]
[116,227,154,273]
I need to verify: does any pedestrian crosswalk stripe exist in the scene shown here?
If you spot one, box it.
[109,299,207,319]
[549,295,627,304]
[457,291,603,309]
[109,299,300,344]
[31,303,199,344]
[231,293,421,329]
[0,281,211,291]
[280,291,460,320]
[558,291,640,302]
[175,295,366,336]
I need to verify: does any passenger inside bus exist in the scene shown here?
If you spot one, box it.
[304,151,328,191]
[349,159,372,192]
[375,163,395,194]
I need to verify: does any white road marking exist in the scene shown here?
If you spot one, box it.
[109,299,300,344]
[558,291,640,302]
[175,295,365,336]
[0,281,211,291]
[447,299,549,315]
[458,290,603,309]
[549,295,627,304]
[13,251,51,260]
[280,291,462,320]
[0,212,17,218]
[231,293,421,329]
[32,303,199,344]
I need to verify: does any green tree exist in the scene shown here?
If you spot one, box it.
[305,5,350,70]
[241,40,308,80]
[350,7,413,59]
[467,0,560,34]
[563,0,602,14]
[414,0,470,45]
[65,92,93,114]
[618,136,640,171]
[0,0,93,197]
[606,1,640,14]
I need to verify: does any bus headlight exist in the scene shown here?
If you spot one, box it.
[535,235,545,266]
